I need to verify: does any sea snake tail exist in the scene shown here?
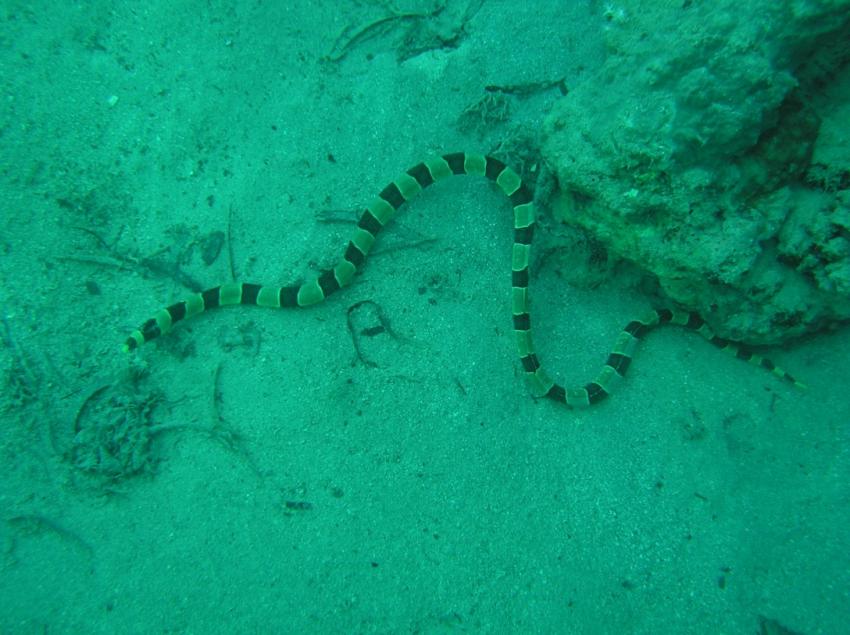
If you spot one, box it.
[123,152,805,406]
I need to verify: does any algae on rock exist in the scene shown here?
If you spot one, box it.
[542,0,850,344]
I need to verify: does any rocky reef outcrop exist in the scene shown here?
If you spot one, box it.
[542,0,850,344]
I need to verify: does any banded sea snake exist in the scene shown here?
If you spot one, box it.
[124,152,804,406]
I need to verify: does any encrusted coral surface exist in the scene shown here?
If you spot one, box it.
[542,0,850,343]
